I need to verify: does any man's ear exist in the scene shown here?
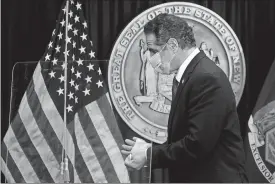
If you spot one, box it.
[167,38,179,53]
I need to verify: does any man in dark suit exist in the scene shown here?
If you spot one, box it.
[121,13,248,183]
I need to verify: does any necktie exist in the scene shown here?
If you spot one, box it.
[172,77,179,100]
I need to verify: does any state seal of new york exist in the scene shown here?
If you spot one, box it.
[108,2,246,143]
[248,101,275,183]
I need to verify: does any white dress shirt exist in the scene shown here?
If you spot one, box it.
[175,48,200,82]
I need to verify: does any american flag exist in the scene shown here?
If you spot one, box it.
[1,0,130,183]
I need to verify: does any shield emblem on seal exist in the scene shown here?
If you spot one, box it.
[266,127,275,166]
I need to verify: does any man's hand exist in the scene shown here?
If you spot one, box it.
[121,137,151,170]
[121,138,136,156]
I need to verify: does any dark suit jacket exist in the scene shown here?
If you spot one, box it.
[148,51,248,183]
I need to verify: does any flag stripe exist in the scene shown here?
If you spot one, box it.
[67,118,93,183]
[78,107,120,183]
[74,139,95,183]
[4,123,40,182]
[75,113,108,183]
[12,112,54,182]
[33,63,77,169]
[86,99,130,183]
[68,156,75,182]
[1,142,24,183]
[97,94,130,182]
[27,79,63,164]
[73,163,81,183]
[97,94,125,146]
[1,157,15,183]
[20,93,60,182]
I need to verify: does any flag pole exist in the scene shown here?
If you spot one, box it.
[61,0,70,183]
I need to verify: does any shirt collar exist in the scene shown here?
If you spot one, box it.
[175,48,200,82]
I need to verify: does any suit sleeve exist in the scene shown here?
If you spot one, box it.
[150,73,233,169]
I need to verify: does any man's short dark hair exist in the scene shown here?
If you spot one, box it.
[144,13,196,49]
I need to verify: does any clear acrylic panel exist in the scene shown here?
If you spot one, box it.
[9,61,38,122]
[7,60,151,183]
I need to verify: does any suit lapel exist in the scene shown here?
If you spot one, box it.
[167,51,206,139]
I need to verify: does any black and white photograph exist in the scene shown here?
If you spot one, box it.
[1,0,275,183]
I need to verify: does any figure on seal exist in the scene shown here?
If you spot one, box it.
[133,39,175,114]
